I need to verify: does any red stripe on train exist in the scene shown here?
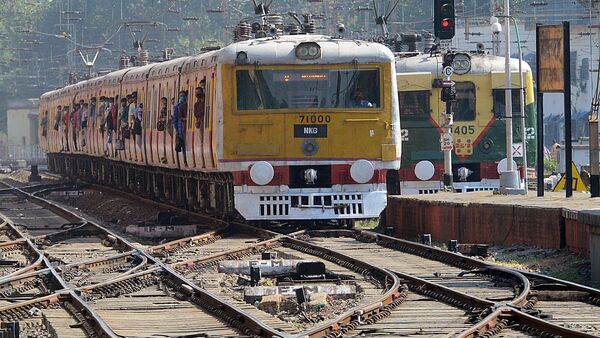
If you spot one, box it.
[233,164,387,186]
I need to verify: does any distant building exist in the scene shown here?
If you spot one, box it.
[1,99,44,163]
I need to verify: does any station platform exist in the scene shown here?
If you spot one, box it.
[385,191,600,281]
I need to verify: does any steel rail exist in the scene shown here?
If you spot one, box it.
[14,183,287,337]
[0,215,121,337]
[149,227,226,254]
[281,236,403,338]
[0,268,59,300]
[0,237,44,281]
[457,306,599,338]
[303,229,531,304]
[170,233,406,338]
[25,181,600,337]
[59,250,149,285]
[60,250,137,271]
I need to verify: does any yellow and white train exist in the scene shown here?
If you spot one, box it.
[39,34,401,222]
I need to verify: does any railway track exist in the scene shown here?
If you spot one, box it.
[0,175,599,337]
[0,185,281,337]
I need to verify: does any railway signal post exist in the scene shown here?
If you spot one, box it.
[434,0,456,190]
[441,54,456,189]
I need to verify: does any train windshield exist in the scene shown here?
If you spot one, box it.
[236,68,380,111]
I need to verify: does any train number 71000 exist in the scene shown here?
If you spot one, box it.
[299,115,331,124]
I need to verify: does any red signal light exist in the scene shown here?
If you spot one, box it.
[441,19,451,28]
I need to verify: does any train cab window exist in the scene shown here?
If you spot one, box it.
[236,68,380,110]
[398,91,430,119]
[453,82,476,121]
[492,89,522,118]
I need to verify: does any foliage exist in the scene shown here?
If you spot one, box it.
[0,0,587,101]
[544,158,558,173]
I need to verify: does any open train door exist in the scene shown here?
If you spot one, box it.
[202,71,216,169]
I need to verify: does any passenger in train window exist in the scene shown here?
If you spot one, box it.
[194,84,205,129]
[157,97,167,131]
[41,111,48,138]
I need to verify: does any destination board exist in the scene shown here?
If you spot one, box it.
[537,25,565,93]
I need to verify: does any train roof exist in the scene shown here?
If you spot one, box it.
[396,52,532,75]
[218,34,395,65]
[40,35,394,100]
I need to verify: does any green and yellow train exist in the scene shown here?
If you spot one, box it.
[391,51,536,194]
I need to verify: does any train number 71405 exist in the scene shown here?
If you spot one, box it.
[453,125,475,135]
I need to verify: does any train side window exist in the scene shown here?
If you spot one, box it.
[398,91,430,119]
[492,89,522,118]
[453,82,476,121]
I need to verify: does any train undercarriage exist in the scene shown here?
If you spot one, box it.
[47,153,235,219]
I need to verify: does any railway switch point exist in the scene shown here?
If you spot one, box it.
[421,233,432,246]
[448,239,458,252]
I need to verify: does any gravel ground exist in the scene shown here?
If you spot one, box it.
[0,169,64,187]
[48,190,158,228]
[43,188,203,246]
[483,245,595,287]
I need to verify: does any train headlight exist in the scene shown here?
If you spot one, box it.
[236,51,248,65]
[452,53,471,75]
[249,161,274,186]
[302,139,319,156]
[295,42,321,60]
[350,160,374,184]
[415,160,435,181]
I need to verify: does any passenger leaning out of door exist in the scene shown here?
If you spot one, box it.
[128,93,137,129]
[53,105,62,132]
[62,106,70,151]
[81,102,89,147]
[41,111,48,138]
[98,98,106,135]
[90,97,97,128]
[134,102,143,147]
[105,98,116,155]
[116,97,128,150]
[70,103,80,150]
[157,97,167,132]
[173,90,187,153]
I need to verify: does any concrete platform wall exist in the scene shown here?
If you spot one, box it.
[386,195,600,282]
[564,211,590,256]
[387,198,563,249]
